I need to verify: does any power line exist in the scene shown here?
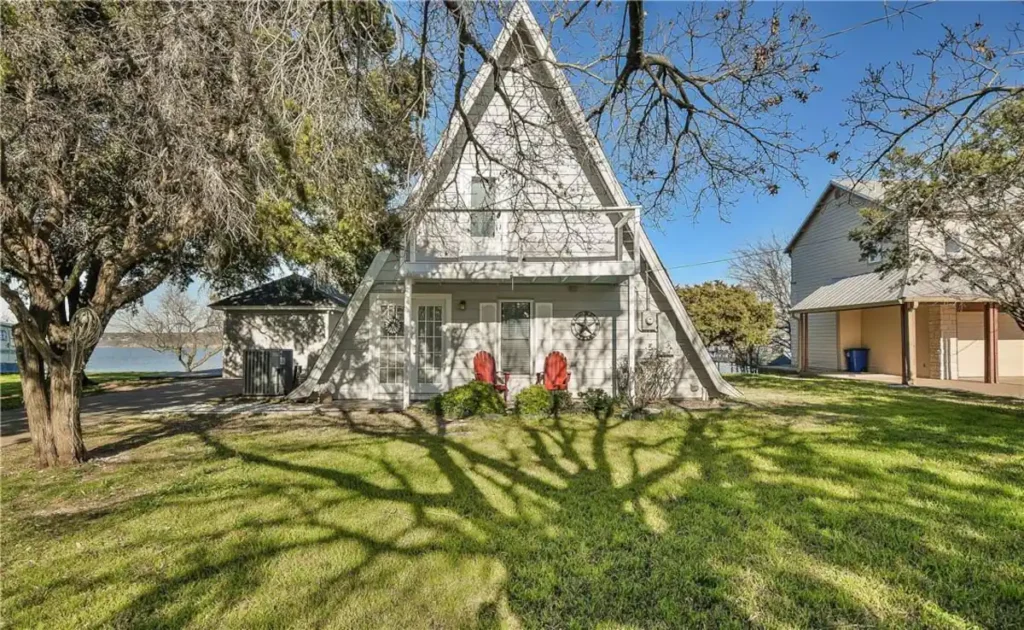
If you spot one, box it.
[660,232,858,272]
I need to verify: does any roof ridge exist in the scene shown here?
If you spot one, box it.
[209,274,348,309]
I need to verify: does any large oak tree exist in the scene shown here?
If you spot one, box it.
[1,1,424,467]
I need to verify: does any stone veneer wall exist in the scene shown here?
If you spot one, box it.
[925,303,958,380]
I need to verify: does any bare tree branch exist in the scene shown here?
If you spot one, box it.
[116,292,224,373]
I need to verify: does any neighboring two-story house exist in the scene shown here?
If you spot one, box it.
[787,179,1023,387]
[287,2,737,407]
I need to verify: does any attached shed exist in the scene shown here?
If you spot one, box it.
[209,275,349,379]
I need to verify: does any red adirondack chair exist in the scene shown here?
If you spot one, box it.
[473,351,510,402]
[536,351,571,391]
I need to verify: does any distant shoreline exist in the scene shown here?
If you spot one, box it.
[97,332,221,348]
[87,346,223,373]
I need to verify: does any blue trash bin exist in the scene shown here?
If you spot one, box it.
[844,348,869,373]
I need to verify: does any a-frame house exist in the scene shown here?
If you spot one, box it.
[290,1,739,405]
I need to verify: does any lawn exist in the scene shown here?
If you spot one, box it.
[2,375,1022,628]
[0,372,155,410]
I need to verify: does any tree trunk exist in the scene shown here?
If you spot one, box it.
[14,328,57,468]
[48,355,87,465]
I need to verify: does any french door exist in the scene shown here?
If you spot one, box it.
[413,296,450,394]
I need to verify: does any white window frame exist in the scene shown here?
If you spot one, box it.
[372,294,405,395]
[470,175,497,239]
[412,294,452,395]
[498,299,534,376]
[373,293,451,396]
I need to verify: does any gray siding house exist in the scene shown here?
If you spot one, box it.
[788,180,1022,386]
[288,2,737,407]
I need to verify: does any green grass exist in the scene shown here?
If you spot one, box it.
[0,372,155,410]
[2,375,1022,628]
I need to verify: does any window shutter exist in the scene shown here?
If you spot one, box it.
[534,303,553,372]
[500,301,532,374]
[479,302,497,353]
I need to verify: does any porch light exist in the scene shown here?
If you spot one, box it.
[459,300,467,311]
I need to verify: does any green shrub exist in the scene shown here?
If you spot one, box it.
[435,381,506,418]
[551,389,574,416]
[515,384,553,416]
[426,394,444,416]
[578,388,614,419]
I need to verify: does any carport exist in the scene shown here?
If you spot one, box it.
[792,271,1021,387]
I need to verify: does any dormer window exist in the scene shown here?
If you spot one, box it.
[470,176,496,237]
[944,236,962,255]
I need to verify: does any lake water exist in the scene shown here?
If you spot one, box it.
[87,347,223,374]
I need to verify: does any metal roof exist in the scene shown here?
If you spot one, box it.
[791,270,905,313]
[791,268,990,314]
[209,274,349,310]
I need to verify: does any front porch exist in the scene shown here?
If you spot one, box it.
[383,278,640,409]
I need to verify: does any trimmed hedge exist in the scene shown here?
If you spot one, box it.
[430,381,506,419]
[514,385,574,416]
[514,384,552,416]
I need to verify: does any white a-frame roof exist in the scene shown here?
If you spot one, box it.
[294,0,739,400]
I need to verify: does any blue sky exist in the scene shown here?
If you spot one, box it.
[634,1,1023,285]
[109,0,1019,315]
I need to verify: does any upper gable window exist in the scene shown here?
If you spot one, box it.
[867,251,882,264]
[470,176,496,238]
[944,236,962,255]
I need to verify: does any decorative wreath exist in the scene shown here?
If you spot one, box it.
[570,310,599,341]
[381,307,404,337]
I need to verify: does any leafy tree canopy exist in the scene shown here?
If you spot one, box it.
[677,281,774,353]
[852,97,1024,328]
[0,0,425,467]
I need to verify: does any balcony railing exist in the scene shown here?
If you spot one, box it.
[409,207,638,263]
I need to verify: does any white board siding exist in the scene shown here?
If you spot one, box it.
[534,302,554,375]
[320,274,707,401]
[370,254,403,294]
[444,284,626,395]
[633,264,708,399]
[791,189,881,371]
[222,310,330,379]
[413,32,617,263]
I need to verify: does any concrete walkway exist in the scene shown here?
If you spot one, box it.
[0,378,242,446]
[822,371,1024,399]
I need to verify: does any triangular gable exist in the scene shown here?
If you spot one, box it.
[784,179,887,254]
[305,1,738,400]
[405,0,532,212]
[406,0,620,216]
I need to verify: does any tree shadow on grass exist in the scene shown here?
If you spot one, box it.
[5,375,1024,628]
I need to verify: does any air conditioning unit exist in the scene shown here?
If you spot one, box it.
[638,310,659,332]
[243,348,295,396]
